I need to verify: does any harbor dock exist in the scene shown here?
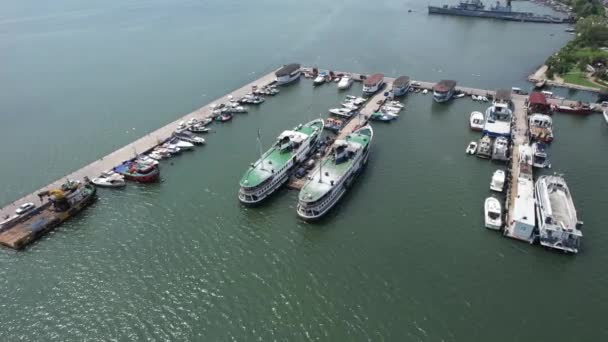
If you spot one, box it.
[0,69,278,249]
[1,65,600,249]
[503,95,534,242]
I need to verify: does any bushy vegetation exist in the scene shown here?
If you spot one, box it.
[563,0,605,18]
[545,15,608,86]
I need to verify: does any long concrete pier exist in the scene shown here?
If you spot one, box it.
[503,95,533,241]
[0,70,278,223]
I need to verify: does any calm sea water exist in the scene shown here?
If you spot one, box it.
[1,0,607,340]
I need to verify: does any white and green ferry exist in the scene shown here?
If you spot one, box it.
[239,119,324,205]
[297,125,373,220]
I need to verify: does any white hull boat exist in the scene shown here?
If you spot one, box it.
[604,110,608,124]
[329,108,355,117]
[484,197,502,230]
[469,111,485,131]
[466,141,477,155]
[490,169,505,192]
[92,174,126,188]
[338,76,353,89]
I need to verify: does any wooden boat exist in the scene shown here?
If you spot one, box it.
[113,161,160,183]
[552,102,593,115]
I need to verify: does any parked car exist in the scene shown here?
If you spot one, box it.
[15,202,35,215]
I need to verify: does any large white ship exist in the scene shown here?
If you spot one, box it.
[297,126,373,220]
[535,175,583,253]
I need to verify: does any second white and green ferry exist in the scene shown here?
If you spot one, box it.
[239,119,324,205]
[297,125,373,220]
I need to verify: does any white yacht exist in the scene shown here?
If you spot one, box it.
[492,136,509,161]
[432,80,456,103]
[313,72,327,86]
[490,170,505,192]
[469,111,485,131]
[362,73,384,96]
[484,197,502,230]
[483,106,512,137]
[329,108,356,117]
[466,141,477,155]
[532,142,551,169]
[92,173,126,188]
[275,63,301,85]
[529,113,554,143]
[297,126,373,220]
[476,135,492,159]
[392,76,411,97]
[535,175,583,253]
[338,75,354,90]
[239,119,324,204]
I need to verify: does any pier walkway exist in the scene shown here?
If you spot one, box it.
[503,95,532,240]
[0,70,278,222]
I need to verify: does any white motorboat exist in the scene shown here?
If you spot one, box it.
[329,108,355,117]
[148,152,165,160]
[170,138,194,150]
[490,170,505,192]
[466,141,477,155]
[532,142,551,168]
[136,155,159,166]
[174,130,205,145]
[92,173,126,188]
[492,136,509,161]
[603,110,608,124]
[472,94,479,101]
[338,75,353,90]
[476,135,492,158]
[454,93,465,98]
[422,89,428,94]
[469,111,485,131]
[381,105,401,113]
[387,101,404,108]
[341,102,359,110]
[484,197,502,230]
[313,73,327,86]
[483,91,512,138]
[188,125,209,133]
[535,175,583,253]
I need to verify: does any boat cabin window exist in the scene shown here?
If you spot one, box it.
[489,212,500,220]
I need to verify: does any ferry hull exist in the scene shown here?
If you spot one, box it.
[275,71,301,85]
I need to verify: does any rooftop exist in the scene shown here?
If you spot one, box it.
[364,73,384,86]
[275,63,300,77]
[513,177,535,227]
[433,80,457,92]
[393,76,410,87]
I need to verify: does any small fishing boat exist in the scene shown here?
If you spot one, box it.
[532,142,551,168]
[114,161,160,183]
[329,108,356,117]
[338,75,353,90]
[466,141,477,155]
[484,197,502,230]
[476,135,492,159]
[341,102,359,110]
[490,170,505,192]
[174,130,205,144]
[469,111,484,131]
[387,101,404,108]
[453,93,465,99]
[169,138,194,151]
[188,124,209,133]
[422,89,428,94]
[216,113,233,122]
[313,72,327,86]
[491,136,509,161]
[147,152,165,160]
[370,112,397,122]
[92,173,126,188]
[324,118,345,132]
[529,113,554,143]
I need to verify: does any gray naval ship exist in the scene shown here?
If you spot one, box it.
[428,0,573,24]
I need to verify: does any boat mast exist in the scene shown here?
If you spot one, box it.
[257,129,266,171]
